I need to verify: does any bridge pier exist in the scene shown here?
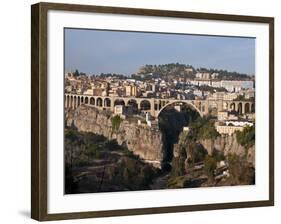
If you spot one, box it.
[149,99,155,117]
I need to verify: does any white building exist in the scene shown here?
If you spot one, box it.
[83,88,94,95]
[190,80,212,86]
[217,111,229,121]
[193,90,203,97]
[211,80,222,88]
[114,105,124,115]
[195,72,210,79]
[216,125,244,135]
[211,73,219,79]
[225,121,253,127]
[208,92,239,101]
[189,79,254,92]
[220,80,254,92]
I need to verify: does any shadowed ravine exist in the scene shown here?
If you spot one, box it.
[158,105,200,167]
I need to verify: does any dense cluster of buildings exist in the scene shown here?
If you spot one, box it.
[65,70,255,136]
[65,72,254,100]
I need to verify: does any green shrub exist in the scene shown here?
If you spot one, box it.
[227,153,255,185]
[104,139,120,151]
[212,150,225,162]
[167,176,188,188]
[193,144,208,163]
[140,165,156,187]
[84,144,100,159]
[171,157,185,176]
[73,157,90,166]
[111,115,122,132]
[204,155,217,177]
[65,128,80,142]
[190,117,219,140]
[236,125,255,149]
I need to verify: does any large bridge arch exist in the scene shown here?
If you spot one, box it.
[157,101,203,118]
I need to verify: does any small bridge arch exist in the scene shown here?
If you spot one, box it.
[140,99,151,111]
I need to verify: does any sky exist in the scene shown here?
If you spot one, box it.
[64,28,255,76]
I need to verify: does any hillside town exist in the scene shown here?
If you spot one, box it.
[64,63,256,193]
[65,64,255,136]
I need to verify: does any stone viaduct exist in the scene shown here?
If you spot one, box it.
[64,93,254,117]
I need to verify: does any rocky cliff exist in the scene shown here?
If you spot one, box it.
[199,135,255,166]
[174,131,255,166]
[65,105,164,166]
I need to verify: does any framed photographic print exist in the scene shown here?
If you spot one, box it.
[31,2,274,221]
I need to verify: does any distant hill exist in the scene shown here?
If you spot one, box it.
[131,63,253,81]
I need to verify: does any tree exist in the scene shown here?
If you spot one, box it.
[171,157,185,176]
[85,144,99,161]
[140,165,155,187]
[73,69,80,77]
[227,153,254,185]
[236,125,255,149]
[65,129,80,168]
[234,95,246,101]
[123,168,130,183]
[111,115,122,132]
[190,117,220,140]
[204,155,217,178]
[65,129,81,193]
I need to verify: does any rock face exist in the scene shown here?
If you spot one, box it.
[173,131,255,166]
[65,105,164,166]
[200,135,255,166]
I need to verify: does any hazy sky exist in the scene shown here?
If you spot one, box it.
[64,28,255,75]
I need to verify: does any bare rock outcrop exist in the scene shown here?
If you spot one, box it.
[200,135,255,166]
[173,131,255,166]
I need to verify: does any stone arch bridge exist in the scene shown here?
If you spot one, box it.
[65,93,254,117]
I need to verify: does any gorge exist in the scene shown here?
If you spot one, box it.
[65,104,255,193]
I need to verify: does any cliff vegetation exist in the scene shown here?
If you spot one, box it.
[169,117,255,188]
[65,127,160,194]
